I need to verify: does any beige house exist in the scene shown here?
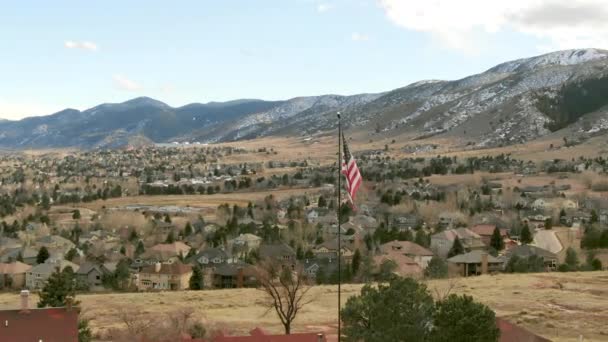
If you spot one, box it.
[379,240,434,269]
[0,262,32,289]
[137,261,192,291]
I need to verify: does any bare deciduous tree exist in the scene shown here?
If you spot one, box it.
[256,261,313,334]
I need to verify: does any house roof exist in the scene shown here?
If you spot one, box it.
[140,261,192,275]
[0,261,32,274]
[497,317,551,342]
[259,244,295,260]
[506,245,558,260]
[150,241,191,254]
[374,251,422,278]
[213,261,255,277]
[76,262,109,276]
[470,224,506,237]
[211,327,326,342]
[187,247,229,264]
[432,228,481,242]
[29,260,80,275]
[447,250,502,264]
[0,307,79,342]
[379,240,433,257]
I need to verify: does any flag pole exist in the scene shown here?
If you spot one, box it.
[337,111,342,340]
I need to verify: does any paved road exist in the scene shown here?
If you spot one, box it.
[533,229,563,254]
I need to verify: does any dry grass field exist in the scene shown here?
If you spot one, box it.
[1,272,606,341]
[79,187,324,212]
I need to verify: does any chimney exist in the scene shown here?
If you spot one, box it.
[155,262,162,273]
[317,333,325,342]
[481,252,488,275]
[20,290,30,313]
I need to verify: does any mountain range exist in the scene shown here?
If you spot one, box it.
[2,48,608,149]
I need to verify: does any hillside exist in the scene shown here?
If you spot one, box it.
[2,49,608,149]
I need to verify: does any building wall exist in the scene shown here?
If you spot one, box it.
[1,273,26,289]
[137,271,192,291]
[26,271,50,289]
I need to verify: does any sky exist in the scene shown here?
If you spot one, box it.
[1,0,607,120]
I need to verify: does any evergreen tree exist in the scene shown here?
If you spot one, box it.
[164,214,172,223]
[72,209,81,220]
[564,247,579,270]
[38,267,79,308]
[414,230,430,248]
[317,195,327,208]
[78,318,93,342]
[425,256,448,279]
[184,222,193,236]
[135,240,145,256]
[37,246,50,264]
[129,229,138,242]
[65,248,78,261]
[16,251,23,262]
[352,249,361,276]
[189,265,204,290]
[490,227,505,251]
[544,218,553,230]
[165,231,175,243]
[431,294,500,342]
[520,223,533,245]
[447,237,465,258]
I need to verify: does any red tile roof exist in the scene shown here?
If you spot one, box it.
[497,317,551,342]
[0,307,79,342]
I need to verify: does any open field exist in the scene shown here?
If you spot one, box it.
[78,187,324,212]
[1,272,606,341]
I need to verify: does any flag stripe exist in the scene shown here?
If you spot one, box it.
[341,133,362,204]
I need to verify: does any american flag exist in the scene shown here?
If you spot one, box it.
[341,133,362,206]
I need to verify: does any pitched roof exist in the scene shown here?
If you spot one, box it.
[497,317,551,342]
[374,251,423,278]
[76,262,109,276]
[150,241,191,254]
[0,307,79,342]
[379,240,433,256]
[259,244,295,259]
[433,228,481,242]
[140,261,192,275]
[506,245,558,260]
[0,261,32,274]
[29,260,80,275]
[447,250,502,264]
[470,224,501,236]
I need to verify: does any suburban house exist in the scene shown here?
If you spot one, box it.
[392,214,421,230]
[431,228,486,258]
[373,251,423,279]
[470,224,509,247]
[188,247,235,269]
[447,250,502,277]
[378,240,433,269]
[35,235,76,251]
[312,239,354,260]
[137,261,192,291]
[0,290,79,342]
[210,327,326,341]
[230,233,262,251]
[210,261,257,289]
[0,261,32,289]
[143,241,191,262]
[259,243,296,267]
[76,262,112,289]
[504,245,558,271]
[26,260,80,289]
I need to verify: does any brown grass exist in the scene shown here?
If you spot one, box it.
[1,272,606,341]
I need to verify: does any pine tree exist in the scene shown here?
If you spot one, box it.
[520,223,533,245]
[37,246,50,264]
[415,230,430,247]
[38,267,79,308]
[184,222,193,236]
[490,227,505,251]
[447,237,465,258]
[189,265,204,290]
[164,214,172,223]
[352,249,361,276]
[135,240,145,256]
[165,231,175,243]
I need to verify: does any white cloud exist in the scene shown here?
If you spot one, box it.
[0,99,65,120]
[64,40,98,51]
[317,3,333,13]
[351,32,370,42]
[378,0,608,52]
[112,74,142,91]
[160,84,175,94]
